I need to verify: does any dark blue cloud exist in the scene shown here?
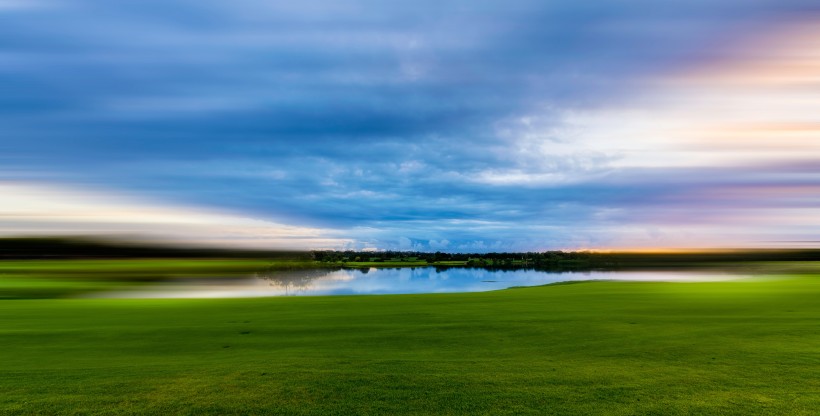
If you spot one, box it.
[1,0,818,250]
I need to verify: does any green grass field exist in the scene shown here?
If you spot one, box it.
[0,259,274,299]
[1,274,818,415]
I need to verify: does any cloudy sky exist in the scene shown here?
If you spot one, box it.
[1,0,818,251]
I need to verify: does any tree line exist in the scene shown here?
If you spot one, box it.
[311,249,820,271]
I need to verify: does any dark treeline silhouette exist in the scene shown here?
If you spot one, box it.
[1,237,817,270]
[0,237,311,260]
[312,249,820,271]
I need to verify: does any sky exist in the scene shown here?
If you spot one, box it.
[1,0,819,251]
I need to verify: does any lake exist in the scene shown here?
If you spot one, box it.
[95,267,746,298]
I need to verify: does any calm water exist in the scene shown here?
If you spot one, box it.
[96,267,745,299]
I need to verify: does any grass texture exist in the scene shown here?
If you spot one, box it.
[0,275,818,414]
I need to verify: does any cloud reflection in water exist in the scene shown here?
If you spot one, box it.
[96,267,745,299]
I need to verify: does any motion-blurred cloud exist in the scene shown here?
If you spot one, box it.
[1,1,818,250]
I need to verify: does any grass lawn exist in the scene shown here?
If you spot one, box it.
[0,259,273,299]
[1,275,818,415]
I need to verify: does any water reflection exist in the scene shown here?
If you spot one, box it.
[258,267,341,295]
[95,267,745,299]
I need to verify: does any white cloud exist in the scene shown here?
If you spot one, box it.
[553,20,820,169]
[428,239,449,250]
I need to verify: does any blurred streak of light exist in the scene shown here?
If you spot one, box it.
[0,181,350,249]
